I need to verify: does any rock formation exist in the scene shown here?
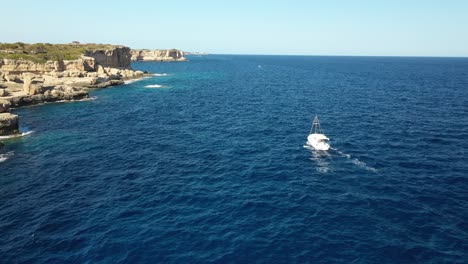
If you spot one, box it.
[0,99,18,136]
[0,99,11,113]
[0,113,19,136]
[131,49,186,62]
[85,47,132,68]
[0,45,145,102]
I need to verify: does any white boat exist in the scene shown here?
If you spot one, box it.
[307,116,330,150]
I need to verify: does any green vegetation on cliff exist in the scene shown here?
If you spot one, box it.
[0,42,117,63]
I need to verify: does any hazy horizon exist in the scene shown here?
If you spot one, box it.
[1,0,467,57]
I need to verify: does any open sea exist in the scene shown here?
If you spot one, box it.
[1,55,467,263]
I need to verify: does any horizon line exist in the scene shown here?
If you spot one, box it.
[190,53,468,59]
[1,41,466,58]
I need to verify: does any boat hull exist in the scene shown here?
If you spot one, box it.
[307,134,330,150]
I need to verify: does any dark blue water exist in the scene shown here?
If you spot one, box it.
[1,55,468,263]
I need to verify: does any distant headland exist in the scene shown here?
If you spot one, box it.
[131,49,186,62]
[0,42,186,137]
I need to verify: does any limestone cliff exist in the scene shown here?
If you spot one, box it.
[0,57,95,73]
[85,47,132,68]
[0,46,133,73]
[0,45,144,98]
[131,49,186,62]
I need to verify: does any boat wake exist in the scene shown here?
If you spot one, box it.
[0,151,14,163]
[304,144,377,173]
[304,144,332,173]
[0,130,34,140]
[332,147,378,172]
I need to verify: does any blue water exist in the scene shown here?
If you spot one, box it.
[1,55,468,263]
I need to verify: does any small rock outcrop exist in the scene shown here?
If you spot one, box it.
[0,99,11,113]
[0,113,19,136]
[131,49,186,62]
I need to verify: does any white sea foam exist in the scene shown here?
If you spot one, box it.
[56,96,97,103]
[0,130,34,140]
[145,84,164,88]
[304,144,332,173]
[82,96,98,101]
[0,151,14,163]
[153,73,168,76]
[124,79,138,84]
[124,76,151,84]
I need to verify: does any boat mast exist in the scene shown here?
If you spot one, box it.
[310,116,323,134]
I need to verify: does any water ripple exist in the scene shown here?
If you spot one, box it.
[1,56,468,263]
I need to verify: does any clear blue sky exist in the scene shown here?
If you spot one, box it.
[1,0,467,56]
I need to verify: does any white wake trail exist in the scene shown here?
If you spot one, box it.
[331,147,378,172]
[304,144,332,173]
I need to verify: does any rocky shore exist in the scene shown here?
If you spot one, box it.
[131,49,186,62]
[0,100,18,136]
[0,44,147,137]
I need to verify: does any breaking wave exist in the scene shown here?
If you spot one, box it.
[0,130,34,140]
[153,73,168,76]
[145,84,164,88]
[56,96,97,103]
[0,151,14,163]
[124,77,150,84]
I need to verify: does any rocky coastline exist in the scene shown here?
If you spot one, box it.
[0,44,149,137]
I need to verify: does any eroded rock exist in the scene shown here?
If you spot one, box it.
[23,73,45,95]
[0,99,11,112]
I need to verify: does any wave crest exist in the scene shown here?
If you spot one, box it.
[0,130,34,140]
[145,84,164,88]
[0,151,14,163]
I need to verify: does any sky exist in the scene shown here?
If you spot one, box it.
[1,0,467,56]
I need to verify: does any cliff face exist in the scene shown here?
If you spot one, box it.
[0,46,143,90]
[131,49,186,62]
[0,57,96,73]
[85,47,131,68]
[0,46,132,74]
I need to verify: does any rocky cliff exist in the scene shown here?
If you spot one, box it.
[131,49,186,62]
[0,47,133,73]
[85,47,132,68]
